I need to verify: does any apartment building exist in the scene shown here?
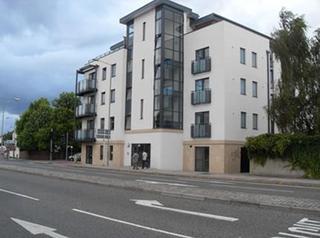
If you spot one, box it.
[75,0,280,173]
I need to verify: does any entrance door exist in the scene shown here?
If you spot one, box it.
[240,147,250,173]
[86,145,93,164]
[195,147,209,172]
[131,144,151,168]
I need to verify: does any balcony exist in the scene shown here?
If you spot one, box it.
[75,129,95,142]
[191,57,211,74]
[76,79,96,96]
[191,123,211,138]
[191,89,211,105]
[75,104,96,118]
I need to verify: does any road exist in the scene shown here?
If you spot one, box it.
[1,159,320,200]
[0,161,320,237]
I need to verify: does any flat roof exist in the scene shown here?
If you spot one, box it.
[120,0,198,25]
[192,13,272,40]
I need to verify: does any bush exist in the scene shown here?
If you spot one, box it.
[245,134,320,179]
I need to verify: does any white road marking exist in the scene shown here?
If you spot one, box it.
[131,199,239,222]
[209,184,293,193]
[11,218,68,238]
[136,179,197,187]
[72,208,195,238]
[178,178,234,185]
[0,188,39,201]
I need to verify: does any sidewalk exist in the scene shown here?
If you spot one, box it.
[1,160,320,214]
[73,162,320,188]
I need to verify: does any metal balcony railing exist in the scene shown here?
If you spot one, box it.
[191,123,211,138]
[76,79,96,96]
[191,57,211,74]
[191,89,211,105]
[75,129,95,142]
[75,104,95,118]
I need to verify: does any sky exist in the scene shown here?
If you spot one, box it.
[0,0,319,133]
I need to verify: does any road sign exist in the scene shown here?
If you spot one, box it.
[130,199,239,222]
[11,218,69,238]
[96,129,110,139]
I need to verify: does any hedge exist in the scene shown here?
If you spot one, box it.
[245,133,320,179]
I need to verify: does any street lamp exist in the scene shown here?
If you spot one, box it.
[0,97,20,143]
[91,59,113,167]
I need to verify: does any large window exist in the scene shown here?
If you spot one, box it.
[240,48,246,64]
[153,5,183,129]
[195,78,209,91]
[111,64,116,77]
[195,111,209,124]
[252,81,258,97]
[195,47,209,60]
[241,112,247,129]
[252,52,257,68]
[240,78,246,95]
[253,113,258,130]
[101,92,106,105]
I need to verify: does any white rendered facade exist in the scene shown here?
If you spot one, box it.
[75,0,280,173]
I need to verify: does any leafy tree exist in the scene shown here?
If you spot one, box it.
[2,131,13,141]
[16,92,80,153]
[269,9,320,134]
[16,98,53,151]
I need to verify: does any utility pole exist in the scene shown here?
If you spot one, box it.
[50,128,53,161]
[65,132,69,160]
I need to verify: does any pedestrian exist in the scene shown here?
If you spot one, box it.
[132,152,139,170]
[142,151,148,169]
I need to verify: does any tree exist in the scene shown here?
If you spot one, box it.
[16,98,53,151]
[2,131,13,141]
[269,9,320,134]
[15,92,80,153]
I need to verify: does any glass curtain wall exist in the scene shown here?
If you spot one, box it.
[125,21,134,130]
[154,5,184,129]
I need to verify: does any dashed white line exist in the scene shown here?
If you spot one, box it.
[72,208,195,238]
[0,187,39,201]
[136,179,197,187]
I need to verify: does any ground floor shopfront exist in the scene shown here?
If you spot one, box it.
[80,138,249,174]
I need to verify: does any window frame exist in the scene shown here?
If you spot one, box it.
[142,22,146,41]
[100,118,105,130]
[111,64,116,78]
[110,116,115,130]
[102,67,107,81]
[140,99,144,120]
[253,113,258,130]
[240,48,246,65]
[110,89,115,103]
[141,59,145,79]
[101,92,106,105]
[240,78,246,95]
[252,81,258,97]
[252,52,257,68]
[241,111,247,129]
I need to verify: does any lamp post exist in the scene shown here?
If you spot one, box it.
[0,97,20,144]
[92,59,112,167]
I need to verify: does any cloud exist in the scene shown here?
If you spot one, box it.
[0,0,319,133]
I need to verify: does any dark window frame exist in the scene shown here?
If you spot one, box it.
[253,113,258,130]
[110,116,115,130]
[102,67,107,81]
[142,22,146,41]
[110,89,115,103]
[240,78,246,95]
[111,64,116,78]
[101,92,106,105]
[240,48,246,65]
[252,81,258,97]
[241,111,247,129]
[252,52,257,68]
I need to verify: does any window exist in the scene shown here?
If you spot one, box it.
[140,99,144,119]
[109,145,113,161]
[141,59,145,79]
[110,117,115,130]
[111,64,116,77]
[252,81,258,97]
[87,120,94,129]
[102,67,107,80]
[195,111,209,124]
[253,113,258,130]
[100,118,105,129]
[101,92,106,105]
[110,89,115,103]
[100,145,103,160]
[89,72,96,80]
[142,22,146,41]
[195,47,209,60]
[240,78,246,95]
[240,48,246,64]
[195,78,209,91]
[241,112,247,129]
[252,52,257,68]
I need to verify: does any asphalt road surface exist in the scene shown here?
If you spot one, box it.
[0,168,320,238]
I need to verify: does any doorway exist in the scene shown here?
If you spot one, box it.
[86,145,93,164]
[240,147,250,173]
[195,147,209,172]
[131,144,151,168]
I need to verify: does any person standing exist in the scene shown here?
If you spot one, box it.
[142,151,148,169]
[132,152,139,170]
